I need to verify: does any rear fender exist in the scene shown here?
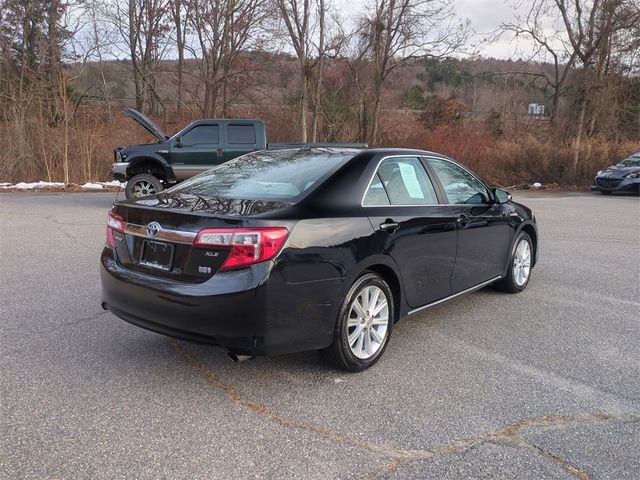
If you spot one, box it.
[345,254,407,321]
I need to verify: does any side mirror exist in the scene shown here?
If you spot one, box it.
[175,136,182,148]
[493,188,511,204]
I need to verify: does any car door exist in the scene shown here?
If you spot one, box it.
[170,123,221,179]
[427,157,512,292]
[363,156,457,308]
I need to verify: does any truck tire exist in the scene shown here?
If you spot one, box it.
[125,174,164,199]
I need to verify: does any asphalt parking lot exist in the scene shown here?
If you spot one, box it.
[1,190,639,479]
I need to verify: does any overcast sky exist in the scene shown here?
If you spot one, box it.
[343,0,530,59]
[456,0,523,57]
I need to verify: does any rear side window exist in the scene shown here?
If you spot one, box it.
[363,157,438,206]
[228,125,256,144]
[169,149,356,200]
[181,125,219,146]
[428,158,490,204]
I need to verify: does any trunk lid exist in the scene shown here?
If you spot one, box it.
[111,192,292,282]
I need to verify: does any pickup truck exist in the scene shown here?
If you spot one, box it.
[112,109,366,199]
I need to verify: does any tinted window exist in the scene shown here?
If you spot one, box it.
[364,157,438,206]
[228,125,256,144]
[617,154,640,167]
[181,125,219,146]
[429,158,490,204]
[169,149,355,200]
[363,173,390,205]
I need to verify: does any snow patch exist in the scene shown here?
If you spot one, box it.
[0,180,125,190]
[97,180,126,187]
[80,181,125,190]
[1,181,65,189]
[80,182,105,190]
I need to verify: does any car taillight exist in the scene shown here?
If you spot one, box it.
[106,211,124,247]
[193,227,289,270]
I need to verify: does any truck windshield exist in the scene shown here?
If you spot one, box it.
[168,149,358,200]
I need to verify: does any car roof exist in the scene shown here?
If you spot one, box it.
[278,146,451,160]
[361,147,450,158]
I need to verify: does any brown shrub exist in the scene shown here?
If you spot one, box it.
[378,113,639,186]
[1,105,637,187]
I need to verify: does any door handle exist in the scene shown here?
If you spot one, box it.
[457,214,470,227]
[380,219,399,234]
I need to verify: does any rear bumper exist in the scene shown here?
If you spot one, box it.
[100,249,341,355]
[591,177,640,192]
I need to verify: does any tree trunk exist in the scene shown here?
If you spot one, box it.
[47,0,62,125]
[573,94,587,182]
[174,0,184,115]
[299,60,308,143]
[203,80,212,117]
[129,0,144,113]
[367,79,383,145]
[311,0,325,143]
[550,90,560,126]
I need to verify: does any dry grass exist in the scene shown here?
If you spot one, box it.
[1,106,637,187]
[378,113,639,186]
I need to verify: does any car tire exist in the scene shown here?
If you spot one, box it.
[601,190,612,195]
[324,272,394,372]
[495,232,533,294]
[125,174,164,199]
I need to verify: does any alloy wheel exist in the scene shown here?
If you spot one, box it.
[347,286,389,359]
[132,180,157,197]
[513,238,532,287]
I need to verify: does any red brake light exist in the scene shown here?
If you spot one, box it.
[106,211,124,247]
[107,211,124,233]
[194,227,288,270]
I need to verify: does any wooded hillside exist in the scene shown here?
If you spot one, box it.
[1,0,639,186]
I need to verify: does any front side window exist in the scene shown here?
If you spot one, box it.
[169,149,355,200]
[363,157,438,206]
[181,125,219,146]
[428,158,490,204]
[228,125,256,144]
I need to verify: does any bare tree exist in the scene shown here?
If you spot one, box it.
[310,0,325,142]
[169,0,187,115]
[187,0,267,117]
[551,0,637,177]
[111,0,170,114]
[349,0,469,144]
[274,0,313,142]
[499,1,578,125]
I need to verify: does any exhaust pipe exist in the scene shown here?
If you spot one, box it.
[228,352,255,363]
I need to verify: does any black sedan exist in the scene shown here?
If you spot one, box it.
[101,148,538,371]
[591,152,640,194]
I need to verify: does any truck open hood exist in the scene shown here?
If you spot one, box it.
[125,108,167,142]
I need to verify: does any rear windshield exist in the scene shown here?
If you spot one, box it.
[168,149,357,200]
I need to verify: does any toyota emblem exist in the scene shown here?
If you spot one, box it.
[147,221,161,237]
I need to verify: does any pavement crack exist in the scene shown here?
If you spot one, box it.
[523,440,591,480]
[65,310,109,326]
[169,340,404,458]
[169,340,640,480]
[44,214,95,250]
